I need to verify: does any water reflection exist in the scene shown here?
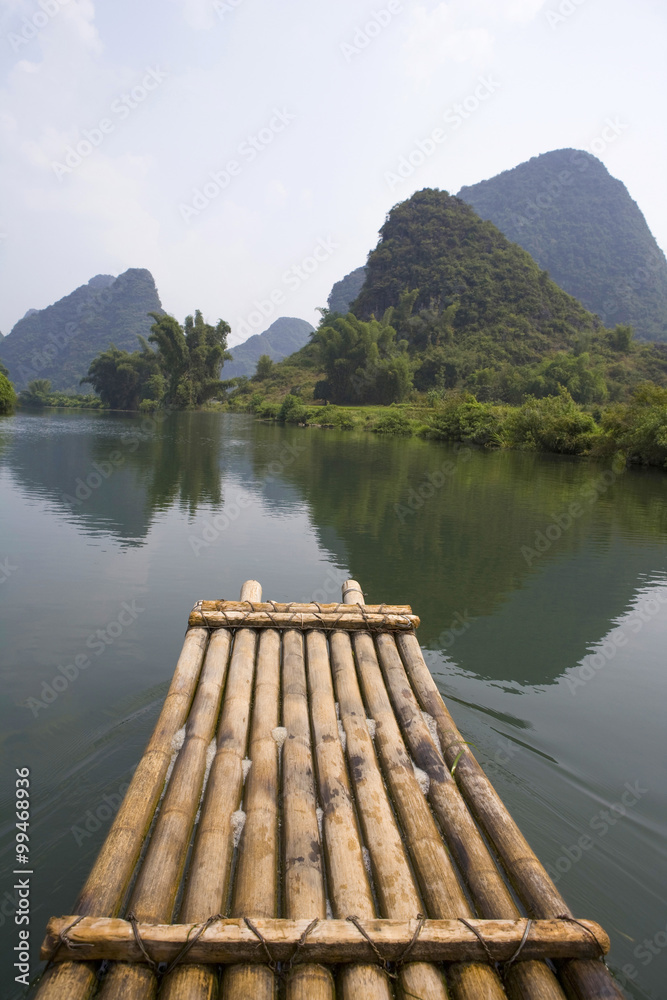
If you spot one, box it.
[2,411,230,544]
[2,411,666,687]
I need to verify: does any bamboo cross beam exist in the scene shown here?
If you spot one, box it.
[188,604,419,632]
[196,601,414,615]
[42,917,610,965]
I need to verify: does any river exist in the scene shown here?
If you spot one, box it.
[0,409,665,998]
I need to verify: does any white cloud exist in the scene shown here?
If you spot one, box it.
[168,0,218,31]
[404,5,494,83]
[403,0,546,84]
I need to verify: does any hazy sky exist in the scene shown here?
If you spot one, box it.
[1,0,665,346]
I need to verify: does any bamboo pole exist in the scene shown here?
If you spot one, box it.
[95,627,234,1000]
[34,626,210,1000]
[330,628,449,1000]
[196,600,414,614]
[396,631,623,1000]
[373,632,568,1000]
[188,607,419,632]
[160,579,262,1000]
[42,917,611,964]
[282,630,335,1000]
[222,626,281,1000]
[305,629,393,1000]
[342,581,507,1000]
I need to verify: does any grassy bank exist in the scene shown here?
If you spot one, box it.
[213,385,667,469]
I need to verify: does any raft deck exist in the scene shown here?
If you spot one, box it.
[37,579,623,1000]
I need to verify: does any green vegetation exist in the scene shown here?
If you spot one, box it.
[223,387,667,467]
[18,379,105,409]
[0,269,163,392]
[0,362,16,414]
[353,188,601,356]
[459,149,667,341]
[221,187,667,469]
[82,310,232,410]
[314,313,412,404]
[327,265,367,314]
[224,316,314,379]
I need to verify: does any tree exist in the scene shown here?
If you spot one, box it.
[148,310,232,407]
[314,314,413,404]
[254,354,274,380]
[82,310,232,410]
[0,372,16,414]
[19,379,53,406]
[81,342,161,410]
[610,324,634,352]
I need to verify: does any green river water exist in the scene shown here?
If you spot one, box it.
[0,409,665,998]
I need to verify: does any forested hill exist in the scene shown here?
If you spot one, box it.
[458,149,667,342]
[327,266,366,314]
[0,269,163,391]
[225,316,314,378]
[352,187,602,361]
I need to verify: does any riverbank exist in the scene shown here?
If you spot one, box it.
[210,386,667,469]
[11,382,667,469]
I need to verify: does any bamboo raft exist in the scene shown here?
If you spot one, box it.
[37,579,623,1000]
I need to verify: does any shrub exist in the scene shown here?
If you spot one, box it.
[278,394,307,424]
[598,383,667,467]
[0,373,16,414]
[505,389,598,454]
[425,394,504,447]
[371,411,413,435]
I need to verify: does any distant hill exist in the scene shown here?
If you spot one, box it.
[327,266,366,314]
[225,317,314,378]
[234,187,667,407]
[458,149,667,342]
[0,269,163,391]
[352,187,602,363]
